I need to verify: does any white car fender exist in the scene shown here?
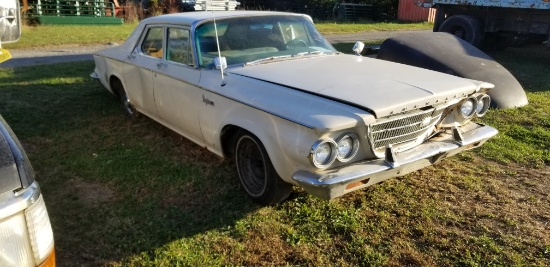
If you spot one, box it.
[214,102,319,184]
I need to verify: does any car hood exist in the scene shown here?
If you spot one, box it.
[228,54,491,118]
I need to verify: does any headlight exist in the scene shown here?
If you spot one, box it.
[336,134,359,162]
[310,140,337,169]
[475,94,491,117]
[459,97,477,118]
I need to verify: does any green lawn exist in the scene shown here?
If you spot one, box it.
[0,44,548,266]
[4,21,432,49]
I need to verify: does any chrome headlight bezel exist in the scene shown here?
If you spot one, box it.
[475,94,491,117]
[459,97,478,119]
[309,140,338,169]
[335,134,360,162]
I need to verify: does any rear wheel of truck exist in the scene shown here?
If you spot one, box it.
[439,14,484,47]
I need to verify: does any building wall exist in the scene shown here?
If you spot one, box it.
[397,0,436,22]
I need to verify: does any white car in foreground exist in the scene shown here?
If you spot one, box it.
[92,11,498,205]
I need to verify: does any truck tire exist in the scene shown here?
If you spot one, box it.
[439,15,484,47]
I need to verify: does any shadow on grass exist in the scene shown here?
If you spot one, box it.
[0,62,260,265]
[487,44,550,93]
[0,54,94,68]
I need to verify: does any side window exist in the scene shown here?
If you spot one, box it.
[141,27,164,59]
[167,28,193,65]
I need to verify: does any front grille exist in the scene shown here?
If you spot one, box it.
[369,109,443,150]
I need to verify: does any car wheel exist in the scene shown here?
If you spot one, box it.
[112,79,139,119]
[439,15,484,47]
[234,132,292,205]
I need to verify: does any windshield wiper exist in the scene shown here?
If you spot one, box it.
[244,55,293,66]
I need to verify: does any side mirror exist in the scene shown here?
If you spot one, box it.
[352,41,365,56]
[0,0,21,44]
[214,57,227,70]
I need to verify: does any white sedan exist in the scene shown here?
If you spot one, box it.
[92,11,498,205]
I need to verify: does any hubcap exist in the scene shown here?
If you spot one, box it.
[121,94,135,115]
[237,137,266,196]
[451,27,466,39]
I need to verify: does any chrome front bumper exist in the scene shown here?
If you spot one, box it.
[292,123,498,200]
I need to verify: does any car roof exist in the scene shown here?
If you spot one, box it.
[140,11,312,27]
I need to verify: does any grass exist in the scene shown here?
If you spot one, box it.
[3,21,432,49]
[0,44,548,266]
[315,21,433,34]
[3,23,139,49]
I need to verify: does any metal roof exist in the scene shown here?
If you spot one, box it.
[140,11,311,26]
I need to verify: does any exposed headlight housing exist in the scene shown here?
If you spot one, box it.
[25,195,55,265]
[0,185,55,267]
[459,97,477,119]
[475,94,491,117]
[336,134,359,162]
[310,140,337,169]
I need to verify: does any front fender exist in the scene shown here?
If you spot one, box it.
[216,103,319,184]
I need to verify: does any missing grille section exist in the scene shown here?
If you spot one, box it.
[369,108,444,150]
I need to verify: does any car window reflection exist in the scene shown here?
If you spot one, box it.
[195,16,336,68]
[141,27,164,59]
[167,28,193,65]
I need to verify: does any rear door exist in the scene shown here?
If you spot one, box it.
[122,26,164,117]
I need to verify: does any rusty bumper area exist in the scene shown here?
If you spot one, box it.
[292,123,498,200]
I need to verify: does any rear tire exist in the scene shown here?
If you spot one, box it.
[439,15,484,47]
[111,79,139,119]
[234,132,292,205]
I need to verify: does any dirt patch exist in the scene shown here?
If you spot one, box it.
[66,176,118,205]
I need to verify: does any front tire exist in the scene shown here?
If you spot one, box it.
[439,14,484,47]
[234,132,292,205]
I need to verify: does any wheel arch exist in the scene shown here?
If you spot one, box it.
[108,75,125,96]
[217,112,315,185]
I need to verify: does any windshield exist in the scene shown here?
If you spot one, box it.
[195,15,336,68]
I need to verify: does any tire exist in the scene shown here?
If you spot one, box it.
[112,79,139,119]
[234,132,292,205]
[438,15,484,47]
